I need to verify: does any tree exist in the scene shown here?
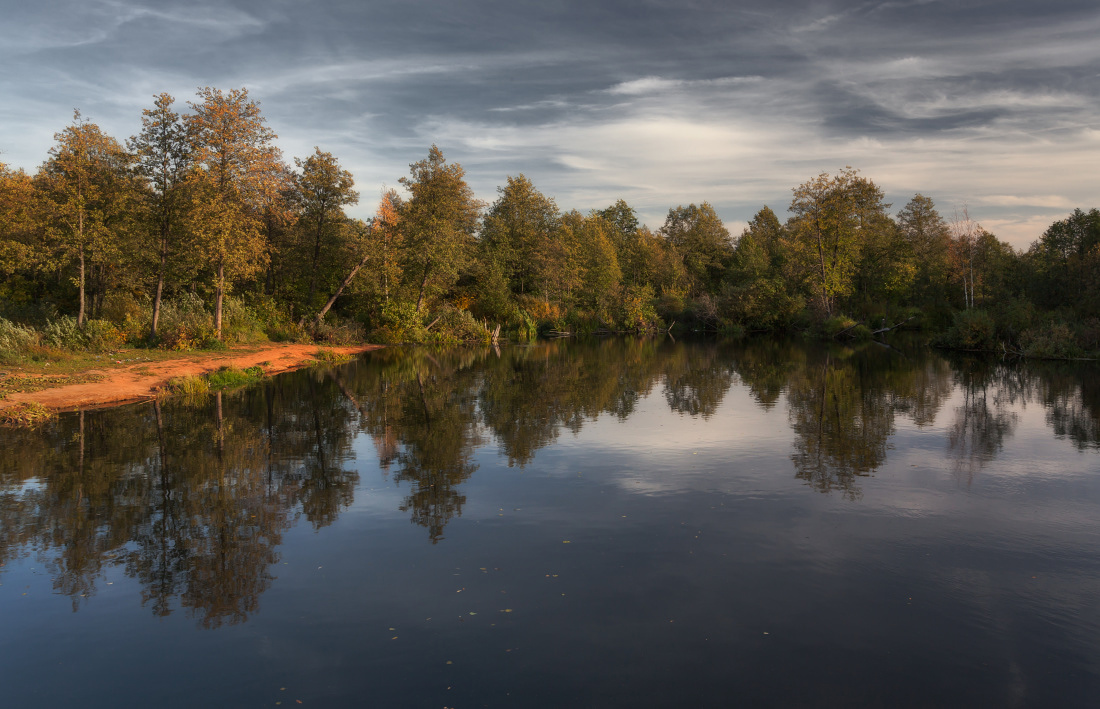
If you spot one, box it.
[557,211,621,319]
[659,202,732,298]
[129,93,192,339]
[479,174,559,298]
[597,199,645,286]
[1027,208,1100,314]
[398,145,482,312]
[187,87,283,338]
[948,206,981,309]
[728,206,802,328]
[0,163,42,301]
[897,194,951,307]
[788,167,890,317]
[294,148,358,306]
[38,111,140,325]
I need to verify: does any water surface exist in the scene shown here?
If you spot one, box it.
[2,338,1098,707]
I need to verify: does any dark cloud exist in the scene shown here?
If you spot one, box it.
[1,0,1097,245]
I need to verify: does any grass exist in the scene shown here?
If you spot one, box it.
[0,372,105,400]
[313,349,354,366]
[0,401,56,427]
[166,365,265,396]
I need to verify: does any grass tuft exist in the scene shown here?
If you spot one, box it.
[313,349,353,366]
[1,401,56,427]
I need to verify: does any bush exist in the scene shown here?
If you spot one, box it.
[934,309,997,350]
[221,296,267,344]
[0,317,40,361]
[1021,322,1085,359]
[372,300,426,343]
[155,293,214,350]
[425,305,492,345]
[310,315,366,345]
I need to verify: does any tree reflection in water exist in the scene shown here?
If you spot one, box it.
[2,338,1098,626]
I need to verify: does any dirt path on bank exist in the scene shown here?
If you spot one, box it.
[0,343,381,412]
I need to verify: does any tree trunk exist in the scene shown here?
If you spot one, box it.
[214,262,225,339]
[308,213,325,304]
[77,243,86,327]
[416,269,430,312]
[150,227,168,340]
[307,251,369,329]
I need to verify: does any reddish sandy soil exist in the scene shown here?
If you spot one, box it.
[0,343,381,412]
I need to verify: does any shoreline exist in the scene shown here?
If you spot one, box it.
[0,342,382,413]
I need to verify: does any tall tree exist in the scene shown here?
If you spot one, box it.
[788,167,889,317]
[659,202,732,298]
[479,174,559,297]
[294,148,358,306]
[728,206,802,328]
[897,194,951,306]
[187,87,283,338]
[0,163,41,300]
[398,145,482,312]
[129,93,192,339]
[38,111,139,325]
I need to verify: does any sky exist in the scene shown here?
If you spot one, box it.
[1,0,1098,249]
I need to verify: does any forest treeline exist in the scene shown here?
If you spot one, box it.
[2,87,1099,359]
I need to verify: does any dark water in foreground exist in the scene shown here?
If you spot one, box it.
[2,338,1099,708]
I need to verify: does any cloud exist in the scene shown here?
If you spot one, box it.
[1,0,1098,249]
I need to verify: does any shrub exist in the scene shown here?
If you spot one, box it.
[0,317,40,361]
[372,300,426,343]
[310,315,366,345]
[221,296,267,344]
[934,309,997,350]
[425,305,492,345]
[1021,322,1084,359]
[156,293,214,350]
[314,350,354,366]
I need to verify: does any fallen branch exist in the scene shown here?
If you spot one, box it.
[872,316,916,335]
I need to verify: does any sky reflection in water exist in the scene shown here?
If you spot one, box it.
[1,338,1098,707]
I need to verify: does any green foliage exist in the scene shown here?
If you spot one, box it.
[154,293,215,350]
[788,168,891,316]
[167,365,265,396]
[425,305,493,345]
[313,350,353,366]
[206,366,264,389]
[398,145,482,312]
[166,374,209,395]
[39,316,125,352]
[0,317,41,360]
[1021,322,1085,359]
[372,300,426,343]
[934,309,997,350]
[618,284,661,331]
[821,315,859,339]
[659,202,733,298]
[0,401,56,427]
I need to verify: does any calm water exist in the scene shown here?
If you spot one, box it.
[2,338,1099,707]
